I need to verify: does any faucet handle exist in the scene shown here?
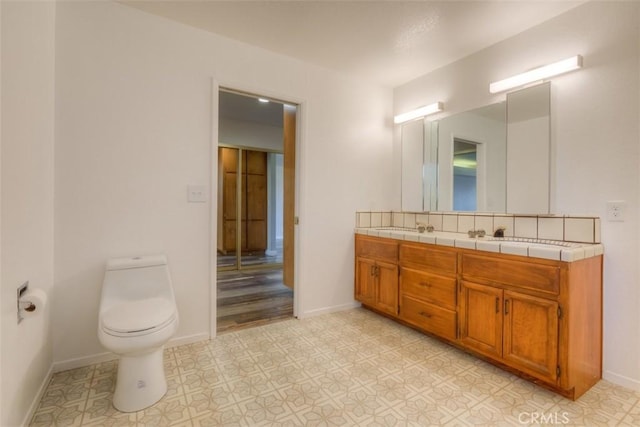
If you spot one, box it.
[416,223,434,233]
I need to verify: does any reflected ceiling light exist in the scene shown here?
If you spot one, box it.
[453,158,477,169]
[394,102,443,124]
[258,98,270,103]
[489,55,582,94]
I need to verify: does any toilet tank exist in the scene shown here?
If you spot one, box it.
[101,255,174,303]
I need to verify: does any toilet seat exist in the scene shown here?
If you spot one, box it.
[102,297,176,337]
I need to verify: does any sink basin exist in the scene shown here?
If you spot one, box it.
[487,238,579,248]
[372,227,420,233]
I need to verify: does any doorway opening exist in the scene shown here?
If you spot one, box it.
[453,138,478,211]
[216,89,296,333]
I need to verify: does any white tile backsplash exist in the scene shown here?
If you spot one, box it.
[475,216,494,235]
[404,213,416,229]
[493,215,515,237]
[538,217,564,241]
[371,212,382,227]
[381,212,391,227]
[357,212,371,228]
[416,213,429,226]
[458,215,475,233]
[514,217,538,238]
[354,211,601,245]
[429,214,443,231]
[442,214,458,232]
[565,218,595,243]
[392,212,404,227]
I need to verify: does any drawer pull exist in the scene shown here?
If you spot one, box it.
[504,299,510,315]
[419,311,432,319]
[419,281,431,288]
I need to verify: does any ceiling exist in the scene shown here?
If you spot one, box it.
[121,0,583,88]
[219,90,284,127]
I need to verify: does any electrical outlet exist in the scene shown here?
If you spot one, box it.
[606,200,626,222]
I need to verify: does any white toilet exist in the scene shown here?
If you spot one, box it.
[98,254,179,412]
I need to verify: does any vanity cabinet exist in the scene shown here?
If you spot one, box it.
[355,235,399,316]
[399,243,457,341]
[459,280,559,383]
[354,233,603,400]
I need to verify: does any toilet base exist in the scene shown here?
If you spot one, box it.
[112,347,167,412]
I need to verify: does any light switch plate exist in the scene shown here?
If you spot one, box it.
[606,200,626,222]
[188,185,207,203]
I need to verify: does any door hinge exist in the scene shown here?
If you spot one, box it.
[294,216,299,225]
[557,306,563,318]
[556,365,561,377]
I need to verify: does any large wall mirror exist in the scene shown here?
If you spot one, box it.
[400,82,550,213]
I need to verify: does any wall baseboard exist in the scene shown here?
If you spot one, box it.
[166,332,210,348]
[22,364,53,427]
[298,302,361,319]
[52,332,210,373]
[604,369,640,392]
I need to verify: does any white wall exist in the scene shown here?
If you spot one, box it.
[394,1,640,390]
[1,2,56,426]
[54,1,393,365]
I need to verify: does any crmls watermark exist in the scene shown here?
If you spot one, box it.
[518,411,570,425]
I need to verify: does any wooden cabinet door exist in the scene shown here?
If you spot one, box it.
[459,281,503,358]
[503,290,559,382]
[355,257,376,306]
[376,260,399,316]
[243,150,267,252]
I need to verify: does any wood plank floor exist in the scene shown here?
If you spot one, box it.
[216,267,293,334]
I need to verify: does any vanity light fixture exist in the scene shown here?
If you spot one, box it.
[489,55,583,94]
[258,98,270,103]
[394,102,443,124]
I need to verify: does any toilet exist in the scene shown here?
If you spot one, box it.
[98,254,179,412]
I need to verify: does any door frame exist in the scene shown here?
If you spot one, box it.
[209,79,303,338]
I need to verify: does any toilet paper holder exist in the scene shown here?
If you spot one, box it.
[17,281,36,324]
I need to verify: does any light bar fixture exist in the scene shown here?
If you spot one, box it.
[489,55,583,94]
[394,102,443,124]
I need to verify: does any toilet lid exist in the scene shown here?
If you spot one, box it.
[102,298,175,334]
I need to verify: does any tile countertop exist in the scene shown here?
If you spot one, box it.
[355,227,604,262]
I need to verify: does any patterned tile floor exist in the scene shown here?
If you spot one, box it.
[31,308,640,426]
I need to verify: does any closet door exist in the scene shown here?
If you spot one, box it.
[219,147,239,254]
[243,150,267,252]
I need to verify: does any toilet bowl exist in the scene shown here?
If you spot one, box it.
[98,255,179,412]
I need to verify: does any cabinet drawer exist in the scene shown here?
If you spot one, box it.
[401,267,456,310]
[400,295,457,341]
[356,235,398,262]
[400,243,457,275]
[462,254,560,295]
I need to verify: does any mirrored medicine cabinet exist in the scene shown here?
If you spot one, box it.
[400,82,551,214]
